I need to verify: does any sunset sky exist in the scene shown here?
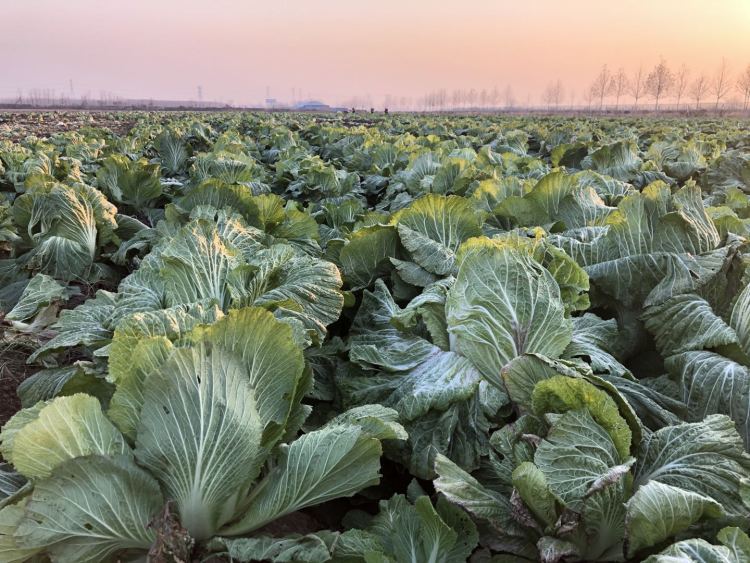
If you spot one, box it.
[3,0,749,107]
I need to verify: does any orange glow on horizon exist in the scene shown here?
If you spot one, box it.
[2,0,749,107]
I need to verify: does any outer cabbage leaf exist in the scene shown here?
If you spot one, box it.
[5,273,73,323]
[96,154,162,208]
[703,150,750,195]
[27,289,116,361]
[434,453,517,531]
[0,501,41,563]
[134,307,305,540]
[551,184,722,308]
[664,352,750,450]
[531,376,632,458]
[228,244,344,343]
[633,415,750,522]
[643,539,735,563]
[17,362,111,408]
[642,294,737,356]
[433,453,535,558]
[533,409,632,511]
[15,455,162,563]
[344,280,500,477]
[582,140,642,182]
[626,481,723,556]
[393,194,482,275]
[730,282,750,358]
[107,302,223,437]
[363,494,477,563]
[13,183,101,281]
[209,532,340,563]
[155,128,189,176]
[0,394,129,480]
[219,422,388,536]
[563,313,629,376]
[446,240,572,388]
[339,224,398,290]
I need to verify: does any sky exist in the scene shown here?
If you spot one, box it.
[2,0,750,107]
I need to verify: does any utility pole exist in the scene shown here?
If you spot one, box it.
[197,85,203,102]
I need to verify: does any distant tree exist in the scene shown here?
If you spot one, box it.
[609,68,629,110]
[711,58,732,110]
[554,80,565,109]
[590,65,613,110]
[458,89,467,109]
[489,86,500,109]
[629,66,646,109]
[479,88,488,108]
[690,74,710,110]
[503,85,515,109]
[542,83,555,110]
[437,89,447,110]
[737,64,750,111]
[583,85,595,112]
[674,64,690,110]
[541,81,563,110]
[449,90,459,110]
[645,59,675,110]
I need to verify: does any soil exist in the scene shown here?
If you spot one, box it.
[0,328,37,426]
[0,111,136,142]
[0,367,24,426]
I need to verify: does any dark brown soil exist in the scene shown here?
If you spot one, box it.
[0,333,36,426]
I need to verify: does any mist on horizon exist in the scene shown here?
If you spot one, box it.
[3,0,750,109]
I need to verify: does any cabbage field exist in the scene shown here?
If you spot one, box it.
[2,111,750,562]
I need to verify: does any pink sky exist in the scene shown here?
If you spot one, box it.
[3,0,749,106]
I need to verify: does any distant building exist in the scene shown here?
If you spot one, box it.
[293,100,330,111]
[265,98,278,108]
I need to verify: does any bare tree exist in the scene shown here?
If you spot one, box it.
[711,58,732,110]
[552,79,564,109]
[542,80,564,110]
[590,65,613,110]
[542,83,555,110]
[737,64,750,111]
[489,86,500,109]
[451,90,461,109]
[503,85,515,109]
[645,59,675,110]
[479,89,488,109]
[629,65,646,109]
[674,64,690,110]
[609,68,629,110]
[583,85,595,112]
[689,74,710,110]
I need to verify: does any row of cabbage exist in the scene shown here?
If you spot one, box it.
[0,112,750,562]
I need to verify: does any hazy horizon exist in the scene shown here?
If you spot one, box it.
[3,0,750,108]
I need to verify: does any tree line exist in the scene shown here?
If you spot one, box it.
[392,60,750,112]
[580,59,750,112]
